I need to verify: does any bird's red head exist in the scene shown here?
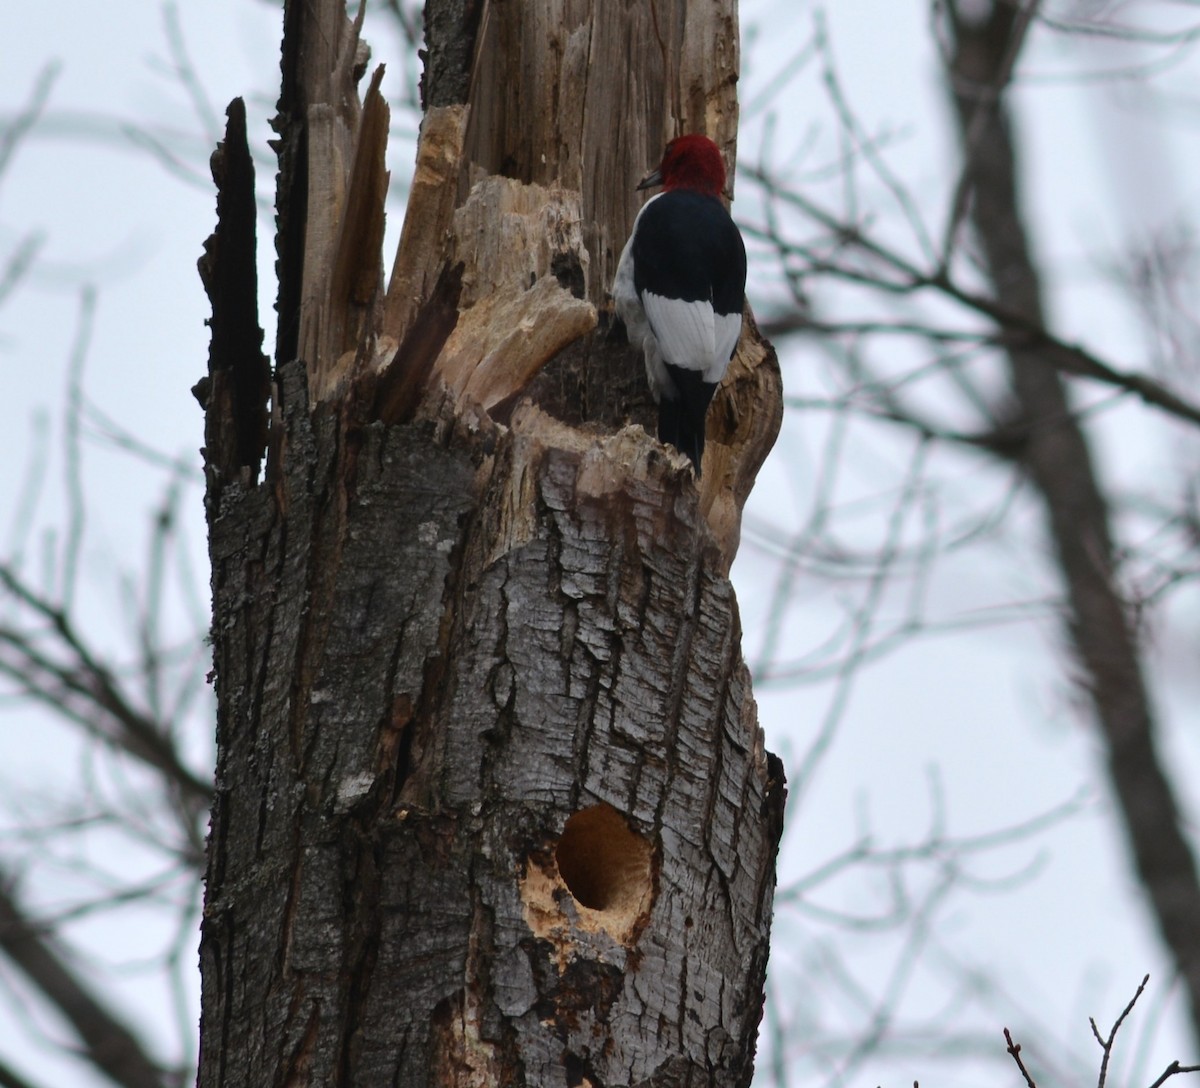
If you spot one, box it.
[637,134,727,197]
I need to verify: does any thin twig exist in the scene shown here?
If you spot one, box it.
[3,411,50,571]
[1005,1027,1038,1088]
[161,0,222,143]
[742,178,1200,430]
[1146,1061,1200,1088]
[790,439,932,809]
[0,564,212,806]
[0,232,44,309]
[0,62,61,183]
[61,286,96,610]
[815,10,937,266]
[1094,975,1150,1088]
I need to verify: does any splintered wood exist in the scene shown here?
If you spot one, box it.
[283,4,779,567]
[199,2,784,1086]
[427,178,597,410]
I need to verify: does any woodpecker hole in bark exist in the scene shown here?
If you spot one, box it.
[555,804,653,913]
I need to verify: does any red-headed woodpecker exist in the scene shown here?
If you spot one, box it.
[612,134,747,475]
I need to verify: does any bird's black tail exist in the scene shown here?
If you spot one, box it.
[658,365,718,476]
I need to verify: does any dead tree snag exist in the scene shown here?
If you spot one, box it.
[197,2,784,1085]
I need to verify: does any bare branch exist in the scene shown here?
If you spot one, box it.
[1035,10,1200,47]
[60,286,95,611]
[0,232,44,310]
[741,182,1200,430]
[789,438,932,809]
[742,28,820,119]
[813,10,937,265]
[81,396,201,479]
[0,62,60,184]
[942,4,1200,1040]
[1093,976,1150,1088]
[0,564,212,810]
[3,412,50,568]
[1005,1027,1039,1088]
[831,868,956,1084]
[0,1057,48,1088]
[160,1,222,144]
[939,0,1041,268]
[0,874,167,1088]
[1147,1061,1200,1088]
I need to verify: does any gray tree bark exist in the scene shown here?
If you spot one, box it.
[196,1,784,1086]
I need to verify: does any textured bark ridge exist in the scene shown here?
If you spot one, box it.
[197,1,784,1086]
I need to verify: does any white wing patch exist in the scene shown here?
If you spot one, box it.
[643,292,716,374]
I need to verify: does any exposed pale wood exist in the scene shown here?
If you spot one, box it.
[279,0,779,557]
[428,177,597,410]
[459,0,741,304]
[309,64,390,402]
[434,0,774,558]
[295,2,369,381]
[380,104,469,351]
[699,312,784,570]
[199,0,784,1085]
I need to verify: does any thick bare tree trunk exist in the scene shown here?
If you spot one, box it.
[946,1,1200,1042]
[196,2,783,1086]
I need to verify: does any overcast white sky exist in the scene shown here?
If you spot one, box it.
[2,2,1200,1087]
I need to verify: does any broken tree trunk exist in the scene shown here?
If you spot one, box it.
[196,1,784,1086]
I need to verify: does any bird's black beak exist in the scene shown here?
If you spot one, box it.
[635,166,663,191]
